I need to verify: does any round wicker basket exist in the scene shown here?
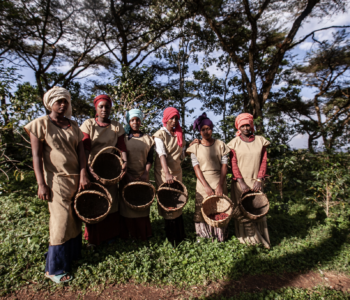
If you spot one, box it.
[74,188,112,224]
[122,181,156,211]
[91,146,123,185]
[201,194,234,228]
[239,192,269,220]
[158,179,188,196]
[156,187,188,212]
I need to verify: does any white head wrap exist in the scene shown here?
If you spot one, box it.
[43,86,72,119]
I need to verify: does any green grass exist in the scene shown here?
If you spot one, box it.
[1,170,350,297]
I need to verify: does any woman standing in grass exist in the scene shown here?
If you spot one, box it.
[227,113,270,247]
[187,113,230,241]
[80,95,128,246]
[25,86,90,283]
[153,107,186,245]
[119,109,155,240]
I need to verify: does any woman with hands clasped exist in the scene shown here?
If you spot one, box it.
[80,95,128,246]
[25,86,90,284]
[119,109,155,240]
[153,107,186,245]
[187,113,230,241]
[226,113,270,246]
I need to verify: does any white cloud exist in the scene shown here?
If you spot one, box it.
[299,42,313,50]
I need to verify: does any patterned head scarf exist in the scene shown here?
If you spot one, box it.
[43,86,72,119]
[124,109,143,134]
[193,112,213,132]
[162,107,183,147]
[235,113,254,136]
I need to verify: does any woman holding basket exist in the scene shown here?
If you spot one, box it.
[187,113,230,241]
[153,107,186,245]
[119,109,155,240]
[227,113,270,247]
[25,86,90,283]
[80,95,128,246]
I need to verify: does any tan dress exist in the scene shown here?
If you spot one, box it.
[227,135,271,247]
[80,118,125,214]
[153,129,185,220]
[186,140,230,223]
[24,116,83,245]
[119,134,154,218]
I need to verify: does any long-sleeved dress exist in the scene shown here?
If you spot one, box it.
[153,127,186,245]
[119,132,154,240]
[186,140,230,241]
[24,115,83,275]
[80,118,126,246]
[227,134,271,246]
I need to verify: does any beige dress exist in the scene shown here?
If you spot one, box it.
[153,129,185,220]
[227,135,271,247]
[186,140,230,223]
[80,118,125,214]
[24,116,83,245]
[119,134,154,218]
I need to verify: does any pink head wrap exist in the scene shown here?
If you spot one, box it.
[235,113,254,136]
[162,107,183,147]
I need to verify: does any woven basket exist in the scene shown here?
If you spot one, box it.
[201,195,234,228]
[91,146,123,185]
[122,181,156,211]
[158,179,188,196]
[74,183,112,224]
[239,192,269,220]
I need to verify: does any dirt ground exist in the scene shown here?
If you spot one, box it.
[3,270,350,299]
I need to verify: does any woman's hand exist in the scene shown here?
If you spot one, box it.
[252,179,263,192]
[204,185,215,197]
[38,184,51,201]
[88,166,99,181]
[79,170,91,190]
[120,162,127,180]
[165,173,174,184]
[138,172,149,182]
[215,184,223,197]
[189,139,201,147]
[237,178,250,194]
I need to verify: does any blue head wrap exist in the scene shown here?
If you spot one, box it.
[124,109,144,134]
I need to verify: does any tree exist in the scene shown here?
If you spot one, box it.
[187,0,348,125]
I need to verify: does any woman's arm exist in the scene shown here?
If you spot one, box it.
[78,141,90,190]
[159,155,174,184]
[230,150,250,193]
[30,133,51,200]
[252,146,267,192]
[139,146,154,182]
[215,163,228,196]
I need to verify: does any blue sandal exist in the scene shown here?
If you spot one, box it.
[45,273,73,284]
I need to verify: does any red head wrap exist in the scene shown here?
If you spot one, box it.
[162,107,183,147]
[93,95,112,117]
[235,113,254,136]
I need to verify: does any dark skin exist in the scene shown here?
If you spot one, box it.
[125,117,152,183]
[160,115,179,184]
[237,124,263,193]
[30,98,90,281]
[88,100,127,181]
[190,125,227,196]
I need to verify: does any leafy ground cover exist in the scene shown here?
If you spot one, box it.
[1,170,350,298]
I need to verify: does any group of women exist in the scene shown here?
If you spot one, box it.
[25,86,270,284]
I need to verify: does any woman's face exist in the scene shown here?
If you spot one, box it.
[51,98,69,115]
[200,125,213,139]
[129,117,141,132]
[167,115,179,129]
[96,100,111,119]
[239,124,251,136]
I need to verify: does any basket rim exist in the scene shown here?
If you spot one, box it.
[122,181,156,210]
[74,190,111,223]
[158,179,188,196]
[156,187,188,212]
[201,194,234,226]
[91,146,123,184]
[89,182,112,203]
[239,191,270,219]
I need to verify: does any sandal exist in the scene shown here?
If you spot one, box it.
[45,273,73,284]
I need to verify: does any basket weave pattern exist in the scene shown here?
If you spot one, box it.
[201,194,234,228]
[239,192,269,220]
[91,146,123,186]
[122,181,156,211]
